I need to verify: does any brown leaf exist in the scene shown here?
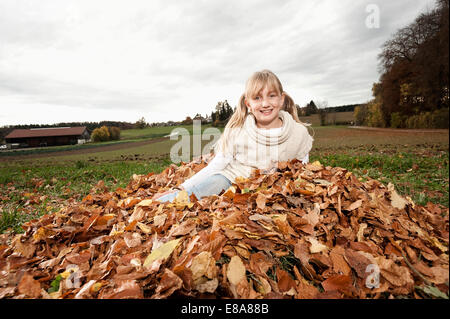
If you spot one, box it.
[104,280,143,299]
[256,193,267,210]
[249,252,274,277]
[344,248,372,278]
[12,235,36,258]
[303,203,320,228]
[306,237,329,254]
[17,273,41,298]
[276,268,296,294]
[233,193,251,205]
[153,269,183,298]
[375,256,414,288]
[427,266,449,285]
[330,246,351,276]
[123,232,142,248]
[168,219,197,237]
[345,199,363,211]
[190,251,217,282]
[321,275,353,294]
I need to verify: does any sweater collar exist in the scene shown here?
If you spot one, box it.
[244,110,292,146]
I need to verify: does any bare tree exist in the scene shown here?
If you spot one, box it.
[316,100,328,126]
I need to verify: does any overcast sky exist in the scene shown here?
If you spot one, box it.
[0,0,436,126]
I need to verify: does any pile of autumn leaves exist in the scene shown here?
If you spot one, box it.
[0,159,448,299]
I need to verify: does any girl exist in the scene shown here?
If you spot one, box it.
[153,69,313,203]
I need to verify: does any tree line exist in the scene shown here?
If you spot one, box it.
[355,0,449,128]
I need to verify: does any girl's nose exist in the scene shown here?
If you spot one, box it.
[262,98,271,107]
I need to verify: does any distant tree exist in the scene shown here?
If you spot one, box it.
[301,100,318,116]
[91,126,110,142]
[108,126,121,140]
[354,104,369,126]
[135,117,147,129]
[316,100,328,126]
[182,116,193,125]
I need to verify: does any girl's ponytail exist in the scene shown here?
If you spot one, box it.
[215,94,247,156]
[283,92,310,126]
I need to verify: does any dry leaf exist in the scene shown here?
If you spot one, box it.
[190,251,217,282]
[143,238,181,268]
[256,193,267,210]
[307,237,329,254]
[17,274,41,298]
[227,256,246,286]
[388,183,408,210]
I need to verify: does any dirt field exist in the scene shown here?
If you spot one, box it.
[0,137,169,161]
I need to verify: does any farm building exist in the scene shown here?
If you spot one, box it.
[4,127,90,148]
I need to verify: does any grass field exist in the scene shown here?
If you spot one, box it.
[0,124,448,234]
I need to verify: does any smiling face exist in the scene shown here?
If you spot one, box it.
[245,85,285,129]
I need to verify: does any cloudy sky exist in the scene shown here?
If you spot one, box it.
[0,0,436,126]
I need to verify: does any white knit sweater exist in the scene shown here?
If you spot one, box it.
[182,110,313,188]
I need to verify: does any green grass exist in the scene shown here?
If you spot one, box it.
[120,124,213,139]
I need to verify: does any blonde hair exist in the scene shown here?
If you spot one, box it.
[216,69,308,155]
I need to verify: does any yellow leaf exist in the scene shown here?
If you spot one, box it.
[33,227,56,241]
[143,238,181,268]
[137,222,152,234]
[357,223,368,242]
[136,199,153,207]
[175,190,189,203]
[170,190,194,209]
[109,222,125,236]
[423,233,448,253]
[235,176,249,184]
[90,282,103,293]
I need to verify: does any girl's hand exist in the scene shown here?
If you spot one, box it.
[152,186,184,200]
[152,190,177,200]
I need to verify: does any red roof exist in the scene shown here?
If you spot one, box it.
[5,127,87,139]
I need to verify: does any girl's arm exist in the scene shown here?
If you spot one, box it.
[181,152,231,189]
